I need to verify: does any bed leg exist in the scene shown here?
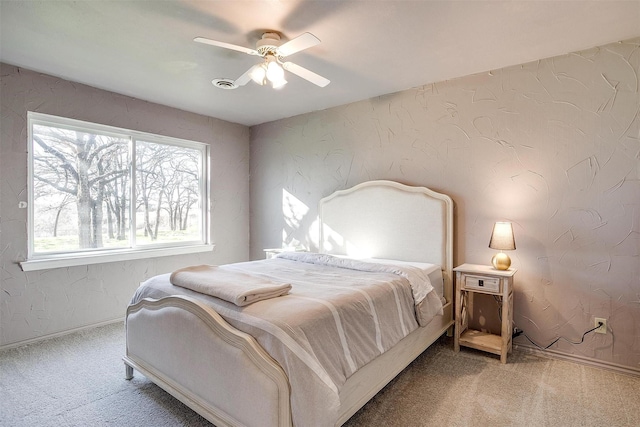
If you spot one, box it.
[446,325,454,337]
[125,363,134,380]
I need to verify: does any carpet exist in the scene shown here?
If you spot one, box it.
[1,323,638,426]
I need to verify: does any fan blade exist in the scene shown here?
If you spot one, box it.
[277,32,320,57]
[235,65,259,86]
[283,62,330,87]
[194,37,260,56]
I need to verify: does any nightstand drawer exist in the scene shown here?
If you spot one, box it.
[463,275,500,293]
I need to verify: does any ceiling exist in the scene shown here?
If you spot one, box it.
[1,1,639,127]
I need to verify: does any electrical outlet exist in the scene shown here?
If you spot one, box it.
[594,317,607,334]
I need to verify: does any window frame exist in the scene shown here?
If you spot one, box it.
[21,112,212,271]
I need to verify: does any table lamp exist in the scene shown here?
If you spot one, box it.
[489,222,516,270]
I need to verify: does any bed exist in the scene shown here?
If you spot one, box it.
[124,180,454,426]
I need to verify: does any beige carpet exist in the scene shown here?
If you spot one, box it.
[1,322,638,426]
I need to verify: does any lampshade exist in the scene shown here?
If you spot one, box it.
[250,55,287,89]
[489,222,516,250]
[489,222,515,270]
[266,60,284,81]
[250,64,267,85]
[270,75,287,89]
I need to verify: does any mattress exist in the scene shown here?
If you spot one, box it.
[341,257,444,299]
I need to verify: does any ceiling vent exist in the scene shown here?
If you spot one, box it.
[211,78,238,90]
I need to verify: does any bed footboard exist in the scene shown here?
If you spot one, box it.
[124,296,291,427]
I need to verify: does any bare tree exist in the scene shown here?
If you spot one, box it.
[32,126,129,248]
[162,150,200,231]
[136,142,172,240]
[103,149,130,240]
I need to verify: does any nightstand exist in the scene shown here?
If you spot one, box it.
[263,248,306,259]
[263,248,286,259]
[453,263,516,363]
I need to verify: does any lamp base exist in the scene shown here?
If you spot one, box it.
[491,252,511,270]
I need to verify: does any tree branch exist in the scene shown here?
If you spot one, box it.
[33,135,79,182]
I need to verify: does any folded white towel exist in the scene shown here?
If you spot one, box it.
[169,265,292,306]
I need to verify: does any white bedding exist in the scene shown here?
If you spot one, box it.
[131,254,444,427]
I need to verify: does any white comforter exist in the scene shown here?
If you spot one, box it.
[131,253,443,427]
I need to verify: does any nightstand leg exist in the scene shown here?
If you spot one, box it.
[454,271,461,352]
[500,285,510,364]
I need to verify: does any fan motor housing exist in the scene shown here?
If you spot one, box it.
[256,32,281,56]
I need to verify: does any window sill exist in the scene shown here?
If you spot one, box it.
[19,244,215,272]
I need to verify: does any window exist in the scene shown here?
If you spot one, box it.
[22,112,211,271]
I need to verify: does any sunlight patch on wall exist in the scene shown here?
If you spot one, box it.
[308,217,321,250]
[282,188,309,248]
[319,222,372,259]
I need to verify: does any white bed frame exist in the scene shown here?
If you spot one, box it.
[124,180,454,426]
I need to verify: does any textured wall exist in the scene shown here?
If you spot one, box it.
[0,64,250,347]
[250,39,640,371]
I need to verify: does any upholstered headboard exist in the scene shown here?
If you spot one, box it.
[319,180,453,299]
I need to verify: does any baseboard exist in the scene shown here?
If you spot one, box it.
[0,317,125,351]
[515,343,640,378]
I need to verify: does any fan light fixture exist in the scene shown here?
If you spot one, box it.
[250,55,287,88]
[194,31,329,89]
[488,222,516,270]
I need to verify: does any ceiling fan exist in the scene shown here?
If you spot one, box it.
[194,32,330,89]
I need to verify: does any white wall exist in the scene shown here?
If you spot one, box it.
[0,64,250,347]
[250,39,640,371]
